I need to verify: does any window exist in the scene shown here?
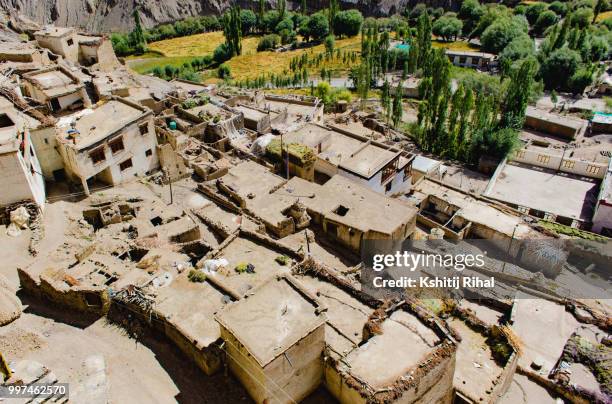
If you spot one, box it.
[459,56,467,64]
[403,164,411,181]
[562,160,575,169]
[89,148,105,164]
[326,221,339,237]
[385,182,392,192]
[44,138,49,145]
[119,158,133,171]
[145,149,152,157]
[109,137,124,154]
[586,165,600,175]
[333,205,349,216]
[517,206,530,214]
[536,154,550,164]
[516,150,526,159]
[139,123,148,135]
[380,160,398,185]
[66,38,74,46]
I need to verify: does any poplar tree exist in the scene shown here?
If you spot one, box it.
[223,6,243,56]
[392,81,403,128]
[130,8,147,53]
[329,0,339,34]
[499,58,537,130]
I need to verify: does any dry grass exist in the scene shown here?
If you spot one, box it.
[226,35,362,81]
[432,40,480,52]
[148,31,261,57]
[133,31,362,80]
[596,10,612,22]
[126,55,198,74]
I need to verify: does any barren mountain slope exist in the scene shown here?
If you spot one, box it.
[0,0,444,33]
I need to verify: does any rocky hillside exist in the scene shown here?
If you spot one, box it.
[0,0,429,33]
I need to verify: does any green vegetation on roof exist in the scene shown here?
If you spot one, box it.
[538,220,609,242]
[265,139,316,168]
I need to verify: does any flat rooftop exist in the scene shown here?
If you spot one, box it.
[169,79,211,93]
[57,99,146,150]
[277,175,418,234]
[187,103,230,119]
[450,318,504,401]
[414,179,536,238]
[339,144,400,178]
[298,275,372,345]
[221,161,285,200]
[34,26,75,38]
[525,106,585,130]
[487,162,599,221]
[215,275,324,367]
[263,99,316,117]
[511,293,579,375]
[234,105,267,121]
[211,235,290,297]
[30,70,74,88]
[341,310,440,389]
[412,155,441,174]
[289,124,363,166]
[154,275,226,349]
[446,50,495,58]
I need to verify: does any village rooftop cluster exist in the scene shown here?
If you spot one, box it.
[0,11,610,404]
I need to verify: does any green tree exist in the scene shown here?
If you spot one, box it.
[257,34,280,51]
[129,8,147,54]
[499,58,537,130]
[222,6,243,56]
[218,63,231,79]
[525,2,549,25]
[550,90,558,109]
[541,47,581,89]
[308,12,330,41]
[569,67,594,95]
[258,0,266,33]
[548,1,568,17]
[534,10,559,35]
[333,10,364,38]
[499,34,535,66]
[324,35,335,55]
[298,17,311,41]
[432,16,463,41]
[593,0,605,23]
[481,16,529,53]
[329,0,339,34]
[571,8,594,28]
[416,12,432,69]
[381,78,391,123]
[277,0,286,20]
[240,9,257,34]
[392,81,403,128]
[458,0,484,35]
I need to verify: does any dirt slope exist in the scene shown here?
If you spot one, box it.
[0,0,430,33]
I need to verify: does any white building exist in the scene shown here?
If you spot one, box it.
[22,66,92,113]
[283,123,414,196]
[0,111,45,208]
[34,27,79,62]
[446,50,497,70]
[34,26,119,71]
[55,97,159,195]
[592,160,612,236]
